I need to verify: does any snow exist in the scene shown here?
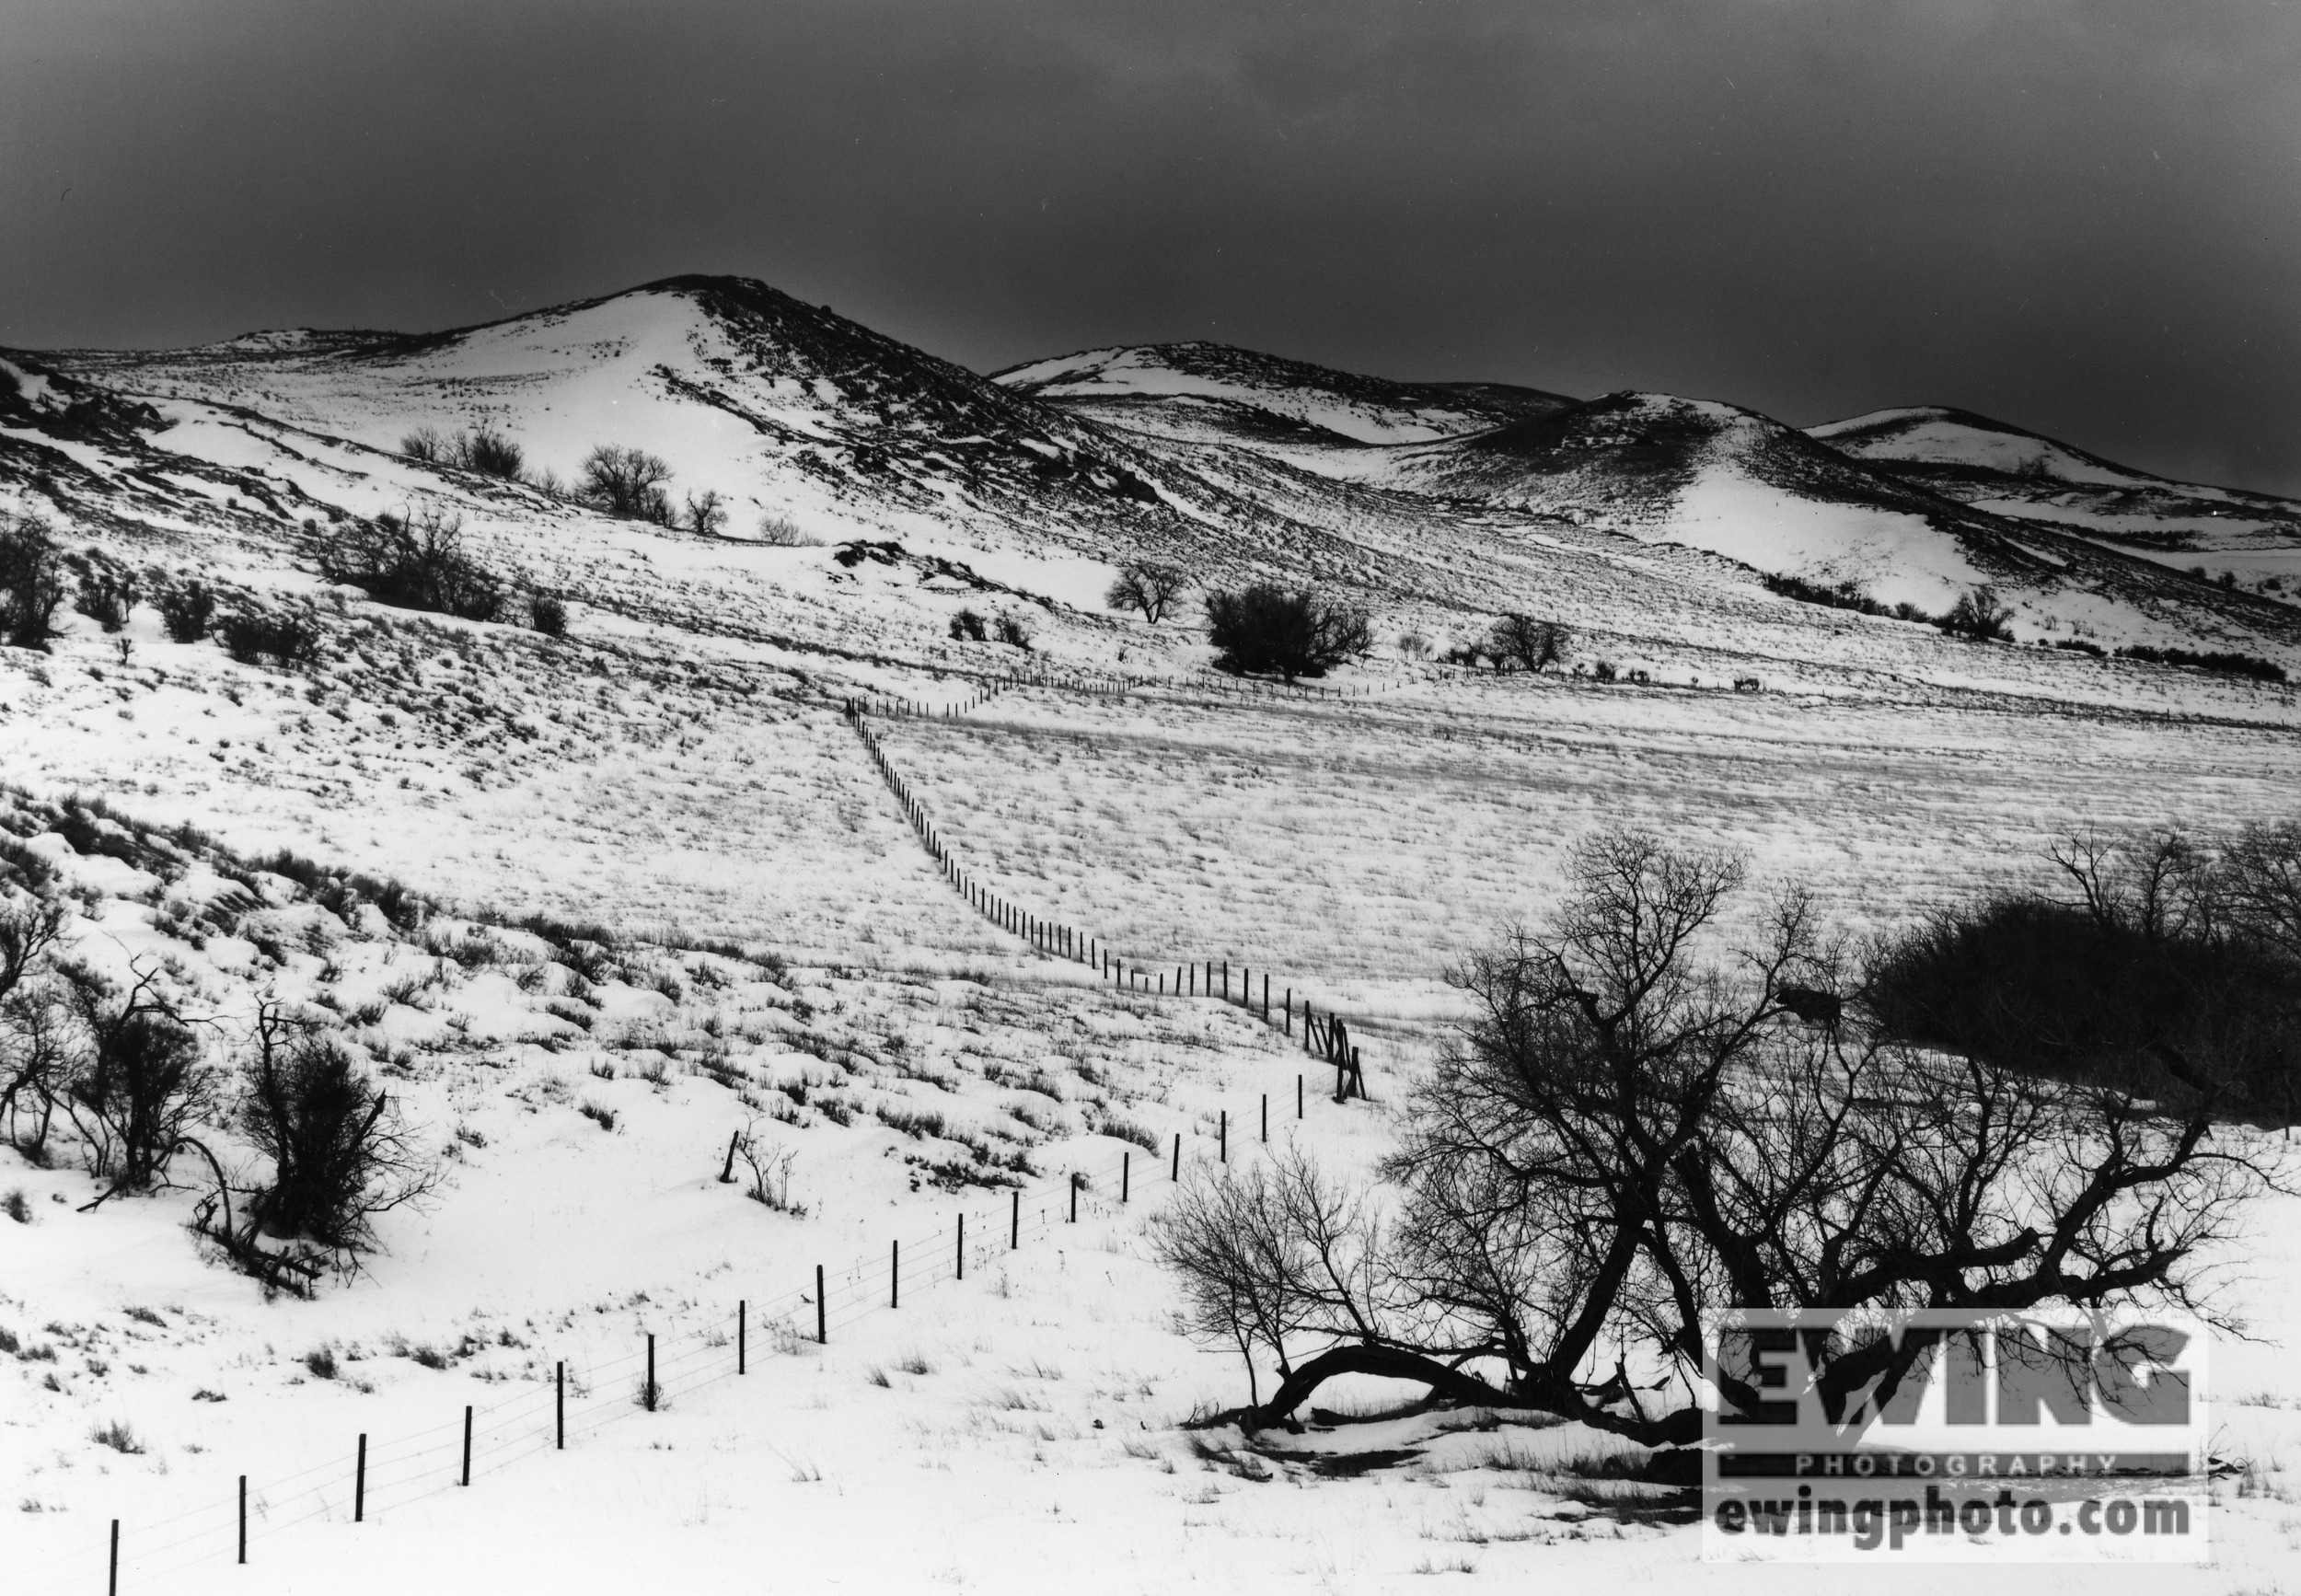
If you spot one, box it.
[6,281,2301,1594]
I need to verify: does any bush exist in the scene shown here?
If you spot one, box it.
[579,445,676,524]
[1936,584,2014,642]
[1205,584,1371,682]
[529,595,568,638]
[156,583,216,643]
[1761,571,1897,619]
[217,612,319,669]
[1867,827,2301,1117]
[402,426,524,480]
[461,429,525,480]
[994,613,1034,650]
[0,513,69,652]
[2113,643,2285,684]
[949,607,988,642]
[2051,637,2105,659]
[61,966,217,1193]
[757,514,823,547]
[1395,630,1430,661]
[238,1012,434,1262]
[319,508,503,622]
[74,568,137,632]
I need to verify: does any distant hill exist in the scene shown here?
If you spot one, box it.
[995,341,1573,450]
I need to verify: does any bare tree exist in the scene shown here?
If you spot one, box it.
[1106,561,1187,624]
[0,512,70,652]
[1486,613,1568,673]
[0,892,72,1152]
[61,962,218,1197]
[579,445,676,524]
[685,489,729,538]
[1156,828,2281,1443]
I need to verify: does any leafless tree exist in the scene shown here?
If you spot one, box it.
[685,489,730,538]
[61,962,218,1197]
[1486,613,1568,673]
[1106,561,1187,624]
[579,445,676,524]
[0,892,72,1152]
[1156,828,2282,1443]
[0,512,70,652]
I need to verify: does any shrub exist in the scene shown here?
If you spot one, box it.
[1395,630,1430,661]
[1205,584,1371,682]
[0,513,69,652]
[89,1420,144,1454]
[156,583,216,643]
[304,1346,339,1380]
[402,426,524,480]
[1761,571,1896,619]
[757,514,823,547]
[949,607,988,642]
[75,569,137,632]
[2113,643,2285,684]
[319,509,503,622]
[578,1100,617,1132]
[1936,584,2014,642]
[217,612,319,669]
[2051,637,2105,659]
[579,445,676,524]
[994,613,1034,650]
[60,966,217,1193]
[529,595,568,638]
[237,1012,435,1263]
[460,429,525,480]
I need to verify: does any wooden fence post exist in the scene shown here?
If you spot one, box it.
[462,1405,473,1486]
[1070,1177,1078,1223]
[1011,1188,1020,1248]
[1220,1110,1228,1163]
[738,1300,746,1374]
[238,1475,248,1564]
[646,1335,656,1410]
[1298,1074,1304,1118]
[1285,989,1291,1034]
[556,1361,564,1449]
[817,1266,827,1345]
[109,1519,119,1596]
[1172,1132,1181,1180]
[957,1214,965,1282]
[1262,1094,1267,1142]
[1122,1151,1130,1202]
[354,1433,367,1522]
[892,1240,900,1309]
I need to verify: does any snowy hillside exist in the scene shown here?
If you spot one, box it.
[1812,405,2301,597]
[6,273,2301,1595]
[994,341,1572,447]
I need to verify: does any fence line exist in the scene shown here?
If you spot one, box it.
[842,697,1372,1103]
[37,671,1408,1591]
[28,1086,1353,1596]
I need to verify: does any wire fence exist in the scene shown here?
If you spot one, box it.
[26,667,1405,1593]
[22,1097,1329,1596]
[843,697,1373,1101]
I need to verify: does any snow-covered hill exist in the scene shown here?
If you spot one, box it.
[6,273,2301,1595]
[1811,405,2301,598]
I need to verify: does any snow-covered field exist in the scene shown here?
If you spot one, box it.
[6,279,2301,1592]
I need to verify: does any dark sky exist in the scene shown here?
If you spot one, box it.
[6,1,2297,493]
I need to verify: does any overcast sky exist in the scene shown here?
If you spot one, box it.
[5,1,2296,492]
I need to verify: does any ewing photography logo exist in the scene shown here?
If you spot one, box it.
[1703,1308,2207,1563]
